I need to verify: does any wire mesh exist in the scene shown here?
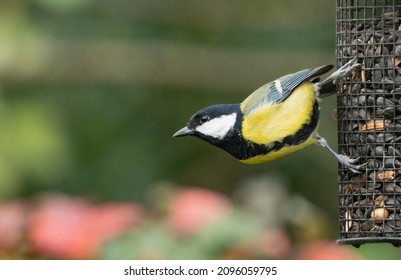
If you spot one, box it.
[336,0,401,246]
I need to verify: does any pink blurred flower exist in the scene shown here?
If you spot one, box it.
[167,187,231,236]
[221,228,291,259]
[258,228,291,259]
[27,194,143,259]
[0,201,27,251]
[297,240,361,260]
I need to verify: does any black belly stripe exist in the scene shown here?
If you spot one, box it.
[225,101,320,160]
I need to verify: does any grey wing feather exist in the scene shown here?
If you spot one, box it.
[242,65,333,115]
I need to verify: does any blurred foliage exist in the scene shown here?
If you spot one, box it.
[0,97,70,197]
[0,189,361,260]
[0,0,399,259]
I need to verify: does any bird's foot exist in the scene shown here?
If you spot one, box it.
[318,57,362,87]
[336,154,366,173]
[331,57,362,84]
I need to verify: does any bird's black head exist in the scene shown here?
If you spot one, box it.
[173,104,242,147]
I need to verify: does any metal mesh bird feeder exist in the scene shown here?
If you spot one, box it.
[337,0,401,246]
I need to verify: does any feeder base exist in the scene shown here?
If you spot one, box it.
[337,237,401,248]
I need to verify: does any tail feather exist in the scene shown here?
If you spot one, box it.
[318,82,337,98]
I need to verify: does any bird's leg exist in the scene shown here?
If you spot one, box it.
[317,57,361,87]
[313,133,366,173]
[315,59,365,173]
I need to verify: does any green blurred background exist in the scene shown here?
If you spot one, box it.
[0,0,400,259]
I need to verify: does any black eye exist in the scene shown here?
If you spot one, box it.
[200,115,210,123]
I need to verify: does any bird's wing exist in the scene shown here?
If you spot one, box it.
[241,65,333,116]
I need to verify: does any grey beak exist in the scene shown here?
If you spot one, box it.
[173,126,193,137]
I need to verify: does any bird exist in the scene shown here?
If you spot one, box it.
[173,59,364,173]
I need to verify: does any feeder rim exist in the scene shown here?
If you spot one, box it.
[337,237,401,247]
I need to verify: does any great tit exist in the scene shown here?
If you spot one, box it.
[173,59,363,173]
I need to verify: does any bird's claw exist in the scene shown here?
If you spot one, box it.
[337,155,366,173]
[332,58,362,84]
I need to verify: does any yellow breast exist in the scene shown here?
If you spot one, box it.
[239,82,318,163]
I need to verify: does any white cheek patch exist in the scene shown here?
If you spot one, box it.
[196,113,237,139]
